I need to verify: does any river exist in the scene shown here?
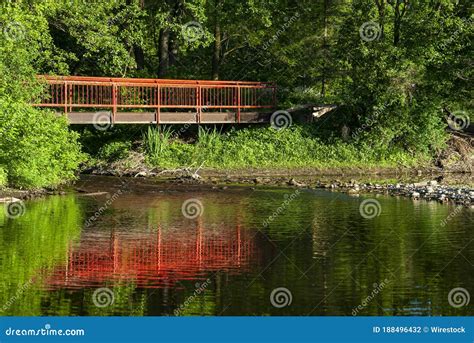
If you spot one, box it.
[0,176,472,316]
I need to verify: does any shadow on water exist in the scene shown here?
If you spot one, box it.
[0,176,472,316]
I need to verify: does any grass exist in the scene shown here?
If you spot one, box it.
[143,126,174,165]
[139,125,429,170]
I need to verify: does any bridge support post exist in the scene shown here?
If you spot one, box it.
[156,84,161,125]
[197,85,201,124]
[64,82,68,114]
[237,86,241,124]
[112,84,117,125]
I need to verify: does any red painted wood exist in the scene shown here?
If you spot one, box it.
[34,75,277,124]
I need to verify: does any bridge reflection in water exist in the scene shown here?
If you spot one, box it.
[47,222,257,289]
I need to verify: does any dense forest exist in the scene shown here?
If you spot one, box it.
[0,0,472,189]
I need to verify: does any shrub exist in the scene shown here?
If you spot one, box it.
[0,100,85,189]
[0,7,85,189]
[98,141,132,162]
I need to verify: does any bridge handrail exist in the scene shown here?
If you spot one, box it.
[34,75,277,124]
[38,75,275,87]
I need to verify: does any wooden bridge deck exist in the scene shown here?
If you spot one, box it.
[34,76,277,125]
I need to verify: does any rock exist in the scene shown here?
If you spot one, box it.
[289,178,306,187]
[0,197,22,203]
[414,181,428,187]
[190,172,201,180]
[425,186,434,194]
[134,171,147,177]
[428,180,438,186]
[77,192,109,197]
[411,191,420,199]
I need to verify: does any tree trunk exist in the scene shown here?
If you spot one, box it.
[211,12,222,80]
[158,28,170,77]
[321,0,328,97]
[169,32,178,67]
[393,0,401,46]
[134,46,145,71]
[375,0,385,39]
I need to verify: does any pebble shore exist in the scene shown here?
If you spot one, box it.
[313,179,473,207]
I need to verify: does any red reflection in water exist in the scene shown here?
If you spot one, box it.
[46,223,257,289]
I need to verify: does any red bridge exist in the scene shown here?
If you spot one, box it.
[34,75,277,125]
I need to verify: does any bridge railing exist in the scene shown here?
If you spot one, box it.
[34,75,277,123]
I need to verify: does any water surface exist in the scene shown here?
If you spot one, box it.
[1,176,472,316]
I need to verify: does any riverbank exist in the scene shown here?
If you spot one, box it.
[105,172,474,207]
[165,172,474,207]
[81,127,472,177]
[2,171,473,208]
[2,131,473,206]
[74,172,472,208]
[0,188,66,202]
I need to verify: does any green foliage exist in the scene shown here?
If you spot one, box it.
[141,125,426,169]
[0,166,7,188]
[0,4,85,189]
[143,126,174,165]
[0,101,85,188]
[1,0,471,181]
[98,141,132,162]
